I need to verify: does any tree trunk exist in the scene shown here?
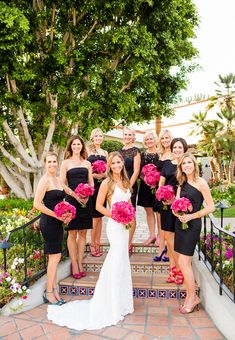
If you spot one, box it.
[228,159,235,184]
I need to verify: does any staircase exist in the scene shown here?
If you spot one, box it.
[59,243,199,300]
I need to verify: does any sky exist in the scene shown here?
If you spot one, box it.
[182,0,235,99]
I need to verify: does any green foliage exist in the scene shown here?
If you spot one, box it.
[102,140,123,153]
[0,199,33,211]
[211,185,235,206]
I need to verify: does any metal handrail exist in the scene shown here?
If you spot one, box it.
[197,210,235,303]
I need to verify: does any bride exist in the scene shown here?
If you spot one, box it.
[47,151,134,330]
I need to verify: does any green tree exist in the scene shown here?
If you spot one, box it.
[191,74,235,183]
[0,0,198,198]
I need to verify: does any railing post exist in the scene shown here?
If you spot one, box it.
[233,237,235,303]
[23,227,27,282]
[0,241,14,272]
[219,229,223,295]
[210,220,214,271]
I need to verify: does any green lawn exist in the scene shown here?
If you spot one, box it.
[213,206,235,218]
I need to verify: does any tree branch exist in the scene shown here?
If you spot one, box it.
[0,145,37,173]
[0,161,27,199]
[2,120,36,167]
[119,75,133,93]
[81,21,98,44]
[49,4,56,50]
[17,107,38,164]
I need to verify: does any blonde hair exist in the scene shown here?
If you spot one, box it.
[157,129,174,155]
[143,130,158,147]
[44,151,58,163]
[123,126,136,143]
[87,128,104,154]
[106,151,131,200]
[64,135,87,160]
[177,152,199,186]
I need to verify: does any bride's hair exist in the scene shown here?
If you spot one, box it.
[106,151,131,200]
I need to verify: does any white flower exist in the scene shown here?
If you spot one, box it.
[22,286,27,290]
[26,289,31,294]
[12,288,17,293]
[18,258,24,264]
[6,277,11,282]
[11,279,16,284]
[18,288,22,294]
[11,265,16,270]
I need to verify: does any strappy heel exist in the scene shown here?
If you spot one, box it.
[174,270,184,285]
[166,266,177,283]
[95,244,102,257]
[180,299,200,314]
[143,236,156,246]
[53,287,66,304]
[153,246,167,262]
[90,244,100,257]
[43,290,63,305]
[70,263,81,279]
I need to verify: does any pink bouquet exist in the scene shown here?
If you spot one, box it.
[155,185,175,210]
[111,201,136,230]
[91,160,107,182]
[74,183,95,207]
[144,170,160,193]
[141,164,157,176]
[54,201,76,224]
[171,197,192,229]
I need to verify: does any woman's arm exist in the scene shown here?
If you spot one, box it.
[87,161,94,186]
[130,152,141,187]
[96,179,112,218]
[158,176,166,187]
[33,178,59,219]
[179,179,215,223]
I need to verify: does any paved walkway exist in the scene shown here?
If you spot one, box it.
[0,296,225,339]
[0,207,229,339]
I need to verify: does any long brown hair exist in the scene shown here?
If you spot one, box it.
[64,135,87,160]
[177,152,199,186]
[106,151,131,200]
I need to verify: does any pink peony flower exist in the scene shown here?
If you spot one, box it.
[144,170,160,190]
[54,201,76,222]
[91,160,107,174]
[171,197,192,230]
[111,201,136,230]
[74,183,95,208]
[155,185,175,210]
[141,164,157,176]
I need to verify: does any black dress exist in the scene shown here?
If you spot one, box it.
[119,147,140,207]
[152,159,168,213]
[159,161,178,232]
[174,182,203,256]
[87,154,107,218]
[66,167,93,230]
[137,152,160,208]
[39,190,65,254]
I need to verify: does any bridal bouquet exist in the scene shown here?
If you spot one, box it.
[54,201,76,224]
[171,197,192,230]
[155,185,175,210]
[141,164,160,193]
[91,160,107,182]
[74,183,95,207]
[111,201,136,230]
[141,164,157,176]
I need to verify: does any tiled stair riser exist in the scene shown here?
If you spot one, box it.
[83,263,169,274]
[85,244,158,254]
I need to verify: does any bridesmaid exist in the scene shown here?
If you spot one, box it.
[137,131,160,246]
[175,153,214,313]
[34,152,71,305]
[158,137,188,284]
[153,129,174,259]
[87,128,108,257]
[60,135,94,279]
[119,126,141,253]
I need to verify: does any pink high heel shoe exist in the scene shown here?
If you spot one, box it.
[70,263,81,279]
[143,236,157,246]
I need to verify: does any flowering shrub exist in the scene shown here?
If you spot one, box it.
[200,230,234,294]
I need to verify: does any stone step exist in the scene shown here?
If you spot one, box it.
[85,242,158,254]
[59,272,199,300]
[83,252,169,274]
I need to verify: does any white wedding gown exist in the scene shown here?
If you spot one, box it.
[47,185,134,330]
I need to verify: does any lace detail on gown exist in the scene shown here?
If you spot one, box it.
[47,185,134,330]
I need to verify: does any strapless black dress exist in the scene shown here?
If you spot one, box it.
[119,147,141,207]
[66,167,93,230]
[39,190,65,254]
[159,161,178,232]
[87,154,107,218]
[174,182,203,256]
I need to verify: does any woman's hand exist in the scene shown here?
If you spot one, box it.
[178,214,192,223]
[162,197,175,205]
